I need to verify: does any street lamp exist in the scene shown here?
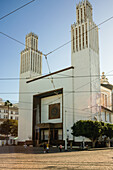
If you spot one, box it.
[65,110,67,151]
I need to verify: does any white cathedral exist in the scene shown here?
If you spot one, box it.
[18,0,101,146]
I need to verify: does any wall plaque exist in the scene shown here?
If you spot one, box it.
[49,103,60,119]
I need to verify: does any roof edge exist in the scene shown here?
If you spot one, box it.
[27,66,74,83]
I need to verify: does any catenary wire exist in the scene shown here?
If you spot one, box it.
[0,0,36,21]
[0,14,113,58]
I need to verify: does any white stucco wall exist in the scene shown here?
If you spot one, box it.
[71,47,100,122]
[18,68,74,141]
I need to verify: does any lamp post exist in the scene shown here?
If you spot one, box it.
[65,110,67,151]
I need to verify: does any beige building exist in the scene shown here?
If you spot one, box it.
[100,73,113,124]
[0,99,19,146]
[0,99,19,123]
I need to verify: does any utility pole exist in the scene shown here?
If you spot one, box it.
[65,110,67,151]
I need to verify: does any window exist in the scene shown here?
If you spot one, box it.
[0,115,1,118]
[78,9,79,23]
[81,8,82,22]
[101,93,108,108]
[86,23,88,47]
[105,111,107,122]
[10,116,13,120]
[102,93,104,106]
[109,113,111,123]
[79,26,81,50]
[76,28,78,51]
[36,39,37,50]
[105,95,107,107]
[84,6,86,21]
[4,115,8,119]
[31,51,32,70]
[11,111,13,114]
[82,25,84,48]
[34,39,35,49]
[72,29,75,52]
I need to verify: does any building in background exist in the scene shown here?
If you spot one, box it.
[0,99,19,146]
[100,72,113,124]
[0,99,19,124]
[18,0,101,146]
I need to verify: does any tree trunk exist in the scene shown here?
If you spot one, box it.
[106,137,110,147]
[92,140,96,148]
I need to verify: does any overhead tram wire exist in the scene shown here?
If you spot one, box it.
[0,14,113,59]
[44,16,113,57]
[1,73,113,81]
[44,55,56,89]
[0,0,36,21]
[1,14,113,115]
[0,14,113,83]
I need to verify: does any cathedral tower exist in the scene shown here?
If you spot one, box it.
[71,0,100,121]
[20,32,42,78]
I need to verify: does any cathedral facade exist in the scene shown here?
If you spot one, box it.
[18,0,100,146]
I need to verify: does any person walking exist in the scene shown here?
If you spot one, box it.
[59,144,62,152]
[46,143,49,153]
[43,143,46,153]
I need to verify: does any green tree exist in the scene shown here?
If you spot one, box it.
[0,119,18,137]
[103,123,113,147]
[71,120,103,147]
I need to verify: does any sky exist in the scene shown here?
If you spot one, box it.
[0,0,113,103]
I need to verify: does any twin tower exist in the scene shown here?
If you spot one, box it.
[20,0,100,120]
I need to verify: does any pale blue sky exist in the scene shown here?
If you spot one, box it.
[0,0,113,103]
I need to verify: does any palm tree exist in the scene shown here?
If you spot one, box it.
[4,100,12,119]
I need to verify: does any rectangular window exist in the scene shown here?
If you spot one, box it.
[81,8,82,22]
[79,26,81,50]
[76,28,78,51]
[105,111,107,122]
[102,93,104,106]
[105,95,107,107]
[11,111,13,114]
[36,40,37,50]
[31,51,32,70]
[44,130,48,140]
[84,7,86,21]
[86,23,88,47]
[0,110,1,113]
[34,39,35,50]
[31,38,33,49]
[78,9,79,23]
[82,25,84,48]
[72,29,75,52]
[109,113,111,123]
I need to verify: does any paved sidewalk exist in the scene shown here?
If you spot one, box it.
[0,146,113,169]
[0,145,113,154]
